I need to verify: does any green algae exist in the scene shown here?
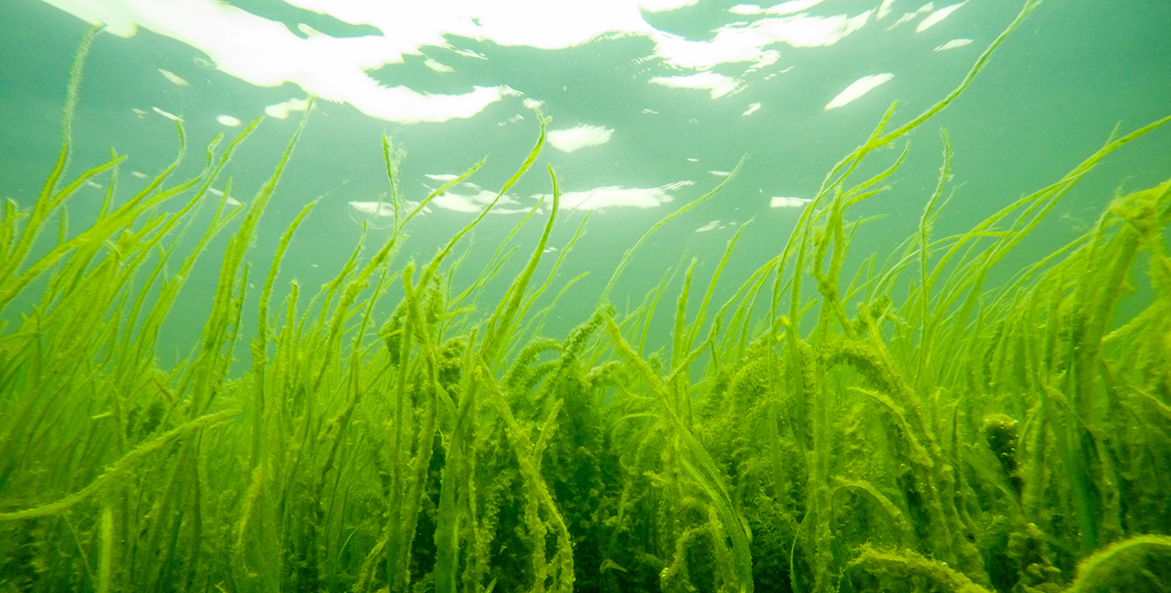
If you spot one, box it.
[3,2,1171,592]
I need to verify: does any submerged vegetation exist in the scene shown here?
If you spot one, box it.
[3,2,1171,592]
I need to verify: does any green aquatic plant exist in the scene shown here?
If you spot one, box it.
[3,1,1171,592]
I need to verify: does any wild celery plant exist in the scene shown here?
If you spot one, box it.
[4,2,1171,592]
[0,25,250,593]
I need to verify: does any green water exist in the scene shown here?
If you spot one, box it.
[2,0,1171,592]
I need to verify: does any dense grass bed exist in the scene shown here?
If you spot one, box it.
[3,3,1171,591]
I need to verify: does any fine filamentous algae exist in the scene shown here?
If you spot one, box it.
[2,1,1171,592]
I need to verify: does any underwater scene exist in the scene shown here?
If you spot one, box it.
[2,0,1171,591]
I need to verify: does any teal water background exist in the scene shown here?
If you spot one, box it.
[1,0,1168,366]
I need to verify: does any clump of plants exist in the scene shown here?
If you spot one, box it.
[2,2,1171,592]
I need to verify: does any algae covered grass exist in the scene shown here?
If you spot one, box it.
[3,2,1171,592]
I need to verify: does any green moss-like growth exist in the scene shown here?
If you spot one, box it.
[1067,535,1171,593]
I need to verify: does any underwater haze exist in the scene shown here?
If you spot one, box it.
[2,0,1171,592]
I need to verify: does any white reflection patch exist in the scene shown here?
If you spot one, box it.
[824,73,893,110]
[349,197,429,228]
[433,187,526,214]
[158,68,188,86]
[764,0,830,16]
[558,180,695,211]
[917,1,968,33]
[933,38,972,51]
[152,106,183,121]
[265,98,310,119]
[420,179,531,214]
[548,125,615,153]
[424,59,454,73]
[770,196,812,208]
[887,3,934,30]
[349,201,395,217]
[650,72,743,99]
